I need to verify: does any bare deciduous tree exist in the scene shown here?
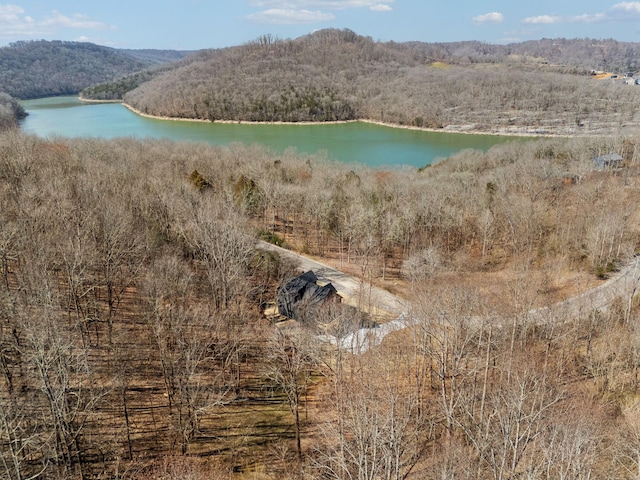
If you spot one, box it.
[264,327,319,459]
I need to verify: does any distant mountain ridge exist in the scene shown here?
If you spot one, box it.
[0,40,192,99]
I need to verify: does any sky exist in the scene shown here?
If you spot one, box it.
[2,1,640,50]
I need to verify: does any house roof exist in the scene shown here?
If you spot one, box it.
[594,153,623,162]
[277,271,340,322]
[593,153,623,169]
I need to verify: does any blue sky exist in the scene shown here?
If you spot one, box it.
[1,1,640,50]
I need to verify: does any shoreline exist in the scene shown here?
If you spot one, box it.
[79,97,617,138]
[77,97,122,104]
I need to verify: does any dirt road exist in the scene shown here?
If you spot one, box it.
[529,257,640,324]
[259,241,406,316]
[260,241,640,353]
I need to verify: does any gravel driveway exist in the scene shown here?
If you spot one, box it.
[260,241,640,353]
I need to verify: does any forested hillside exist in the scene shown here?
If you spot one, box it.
[108,29,640,133]
[118,48,194,65]
[0,93,26,130]
[2,128,640,478]
[0,40,190,99]
[80,66,175,101]
[405,37,640,72]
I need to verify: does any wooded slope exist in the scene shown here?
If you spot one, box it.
[114,30,640,133]
[0,93,26,130]
[2,130,640,478]
[0,40,190,99]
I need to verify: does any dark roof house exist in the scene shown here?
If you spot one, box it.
[277,271,341,323]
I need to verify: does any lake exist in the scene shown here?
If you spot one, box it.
[20,96,518,168]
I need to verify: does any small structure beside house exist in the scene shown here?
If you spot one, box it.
[277,271,341,323]
[593,153,623,170]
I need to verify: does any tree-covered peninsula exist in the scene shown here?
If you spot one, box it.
[81,29,640,134]
[0,92,26,129]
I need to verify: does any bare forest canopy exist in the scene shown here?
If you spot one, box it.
[0,40,192,99]
[2,128,640,478]
[0,92,26,130]
[79,29,640,133]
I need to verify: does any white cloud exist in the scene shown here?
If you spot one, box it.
[247,0,393,24]
[246,8,335,24]
[370,4,392,12]
[0,4,32,35]
[472,12,504,25]
[522,15,561,25]
[522,2,640,27]
[0,4,114,39]
[569,13,607,23]
[41,11,113,30]
[607,1,640,20]
[611,2,640,14]
[0,4,23,16]
[250,1,393,9]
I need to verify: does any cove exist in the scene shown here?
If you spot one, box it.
[21,96,519,168]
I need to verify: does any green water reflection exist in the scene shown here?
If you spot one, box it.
[21,96,520,168]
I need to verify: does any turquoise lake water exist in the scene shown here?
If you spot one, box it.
[20,96,518,168]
